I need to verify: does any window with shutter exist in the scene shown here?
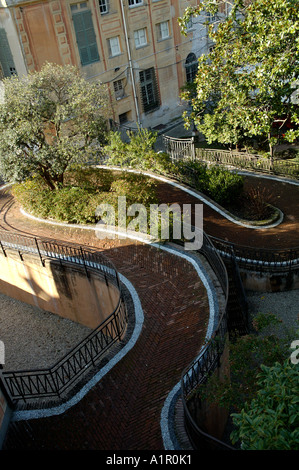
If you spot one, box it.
[108,37,121,57]
[72,4,100,66]
[134,28,147,48]
[139,68,160,113]
[0,28,17,78]
[157,21,170,41]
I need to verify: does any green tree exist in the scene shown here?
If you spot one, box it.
[231,359,299,450]
[0,62,110,189]
[180,0,299,159]
[105,126,159,169]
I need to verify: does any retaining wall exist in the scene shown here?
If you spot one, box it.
[0,250,120,329]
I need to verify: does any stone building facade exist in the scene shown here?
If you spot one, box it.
[1,0,228,129]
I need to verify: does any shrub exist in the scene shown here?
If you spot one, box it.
[171,160,244,206]
[12,176,54,218]
[175,160,209,194]
[50,187,98,224]
[205,166,244,205]
[241,186,274,220]
[65,166,114,192]
[12,168,159,228]
[231,359,299,450]
[110,172,158,206]
[105,128,158,170]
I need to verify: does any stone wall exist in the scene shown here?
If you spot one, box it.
[0,250,120,329]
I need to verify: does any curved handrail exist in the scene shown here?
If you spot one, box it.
[209,235,299,272]
[93,164,299,272]
[194,147,299,180]
[0,230,127,406]
[180,232,235,450]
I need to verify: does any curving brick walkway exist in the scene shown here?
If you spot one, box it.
[1,170,299,450]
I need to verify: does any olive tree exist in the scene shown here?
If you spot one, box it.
[0,62,110,189]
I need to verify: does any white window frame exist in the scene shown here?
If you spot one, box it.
[157,21,170,41]
[113,79,125,99]
[98,0,109,14]
[134,28,147,48]
[108,36,121,57]
[186,16,195,32]
[128,0,143,7]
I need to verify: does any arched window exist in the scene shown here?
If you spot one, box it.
[185,53,197,83]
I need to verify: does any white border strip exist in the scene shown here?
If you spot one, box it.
[158,246,218,450]
[96,166,284,230]
[7,224,219,452]
[11,273,144,422]
[0,170,289,447]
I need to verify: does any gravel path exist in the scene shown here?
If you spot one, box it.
[1,287,298,373]
[247,289,299,339]
[0,293,92,370]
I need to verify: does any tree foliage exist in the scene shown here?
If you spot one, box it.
[0,62,110,189]
[104,127,159,170]
[180,0,299,156]
[231,359,299,450]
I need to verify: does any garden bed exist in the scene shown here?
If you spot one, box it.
[12,163,283,232]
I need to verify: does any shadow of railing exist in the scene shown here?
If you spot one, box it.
[0,230,127,408]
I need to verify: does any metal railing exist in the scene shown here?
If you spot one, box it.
[195,147,299,179]
[180,232,235,450]
[0,230,127,406]
[160,134,299,179]
[1,301,127,404]
[209,236,299,273]
[163,135,195,161]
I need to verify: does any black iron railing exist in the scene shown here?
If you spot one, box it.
[180,231,299,450]
[180,231,235,450]
[0,230,119,285]
[0,230,127,406]
[1,300,127,403]
[209,236,299,273]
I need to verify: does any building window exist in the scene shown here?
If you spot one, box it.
[207,11,217,23]
[113,79,125,99]
[157,21,170,41]
[139,68,160,113]
[71,2,100,66]
[186,16,195,31]
[0,28,17,78]
[185,53,198,83]
[108,36,121,57]
[119,112,129,124]
[98,0,109,14]
[128,0,143,6]
[134,28,147,48]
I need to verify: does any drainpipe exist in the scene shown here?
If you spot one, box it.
[120,0,141,127]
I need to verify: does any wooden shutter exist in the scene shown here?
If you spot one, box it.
[0,28,16,77]
[72,10,99,66]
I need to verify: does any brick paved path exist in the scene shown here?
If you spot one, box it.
[3,241,209,450]
[1,170,299,450]
[0,188,211,450]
